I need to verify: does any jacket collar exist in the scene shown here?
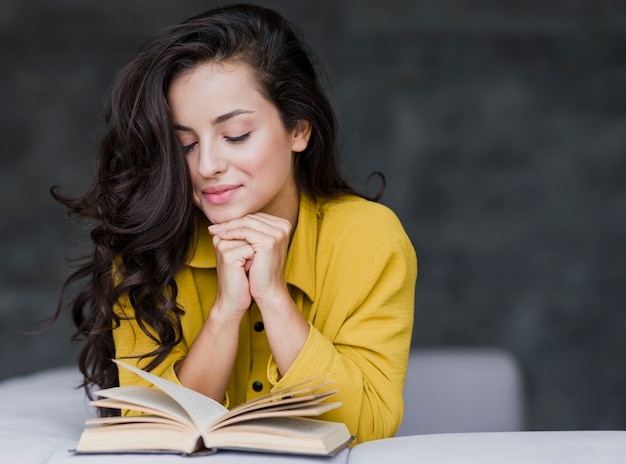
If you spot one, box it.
[186,194,318,301]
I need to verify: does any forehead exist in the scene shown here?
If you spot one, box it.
[169,60,261,96]
[167,60,283,128]
[168,62,262,111]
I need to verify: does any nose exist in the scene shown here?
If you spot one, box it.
[197,142,227,177]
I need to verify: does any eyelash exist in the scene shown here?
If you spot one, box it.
[225,132,251,143]
[181,142,197,154]
[180,132,251,154]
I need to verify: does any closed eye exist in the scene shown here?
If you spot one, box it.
[181,142,198,154]
[225,132,251,143]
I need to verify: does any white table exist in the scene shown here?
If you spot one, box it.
[349,431,626,464]
[2,366,624,463]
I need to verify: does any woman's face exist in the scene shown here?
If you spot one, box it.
[168,61,311,225]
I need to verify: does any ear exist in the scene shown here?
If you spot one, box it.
[290,120,312,153]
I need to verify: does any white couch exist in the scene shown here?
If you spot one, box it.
[1,349,624,463]
[350,430,626,464]
[397,348,525,436]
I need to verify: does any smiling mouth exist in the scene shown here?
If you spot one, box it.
[203,186,240,205]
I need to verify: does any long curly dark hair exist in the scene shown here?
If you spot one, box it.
[52,4,381,411]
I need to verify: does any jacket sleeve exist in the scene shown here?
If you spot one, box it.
[112,294,188,410]
[267,208,417,444]
[112,265,228,413]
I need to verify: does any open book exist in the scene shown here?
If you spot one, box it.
[75,360,353,456]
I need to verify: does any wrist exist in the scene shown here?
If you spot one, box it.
[253,285,293,315]
[208,301,247,326]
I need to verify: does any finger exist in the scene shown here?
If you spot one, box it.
[211,224,288,249]
[210,214,291,237]
[213,237,254,255]
[213,235,255,263]
[247,212,292,231]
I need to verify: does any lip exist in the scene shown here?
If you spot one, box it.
[202,184,241,205]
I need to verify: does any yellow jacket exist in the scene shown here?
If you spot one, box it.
[113,194,417,443]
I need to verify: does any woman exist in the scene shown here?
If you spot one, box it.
[53,4,417,443]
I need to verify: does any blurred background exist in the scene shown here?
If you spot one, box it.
[1,0,625,432]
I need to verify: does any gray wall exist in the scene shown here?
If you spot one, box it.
[2,0,625,432]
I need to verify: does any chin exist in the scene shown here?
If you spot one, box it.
[204,208,249,225]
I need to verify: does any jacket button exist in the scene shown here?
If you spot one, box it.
[253,321,265,332]
[252,381,263,392]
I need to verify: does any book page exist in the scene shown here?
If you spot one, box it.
[211,401,342,431]
[226,381,335,417]
[204,417,353,455]
[85,412,196,431]
[114,360,227,434]
[93,386,193,425]
[214,390,340,429]
[76,421,202,454]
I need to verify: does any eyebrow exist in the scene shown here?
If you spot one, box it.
[212,109,254,125]
[173,109,255,131]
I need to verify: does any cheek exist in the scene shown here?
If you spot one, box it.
[257,135,295,172]
[184,154,196,177]
[184,157,203,206]
[248,151,292,183]
[186,155,205,190]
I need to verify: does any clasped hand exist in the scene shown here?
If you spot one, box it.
[208,212,292,317]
